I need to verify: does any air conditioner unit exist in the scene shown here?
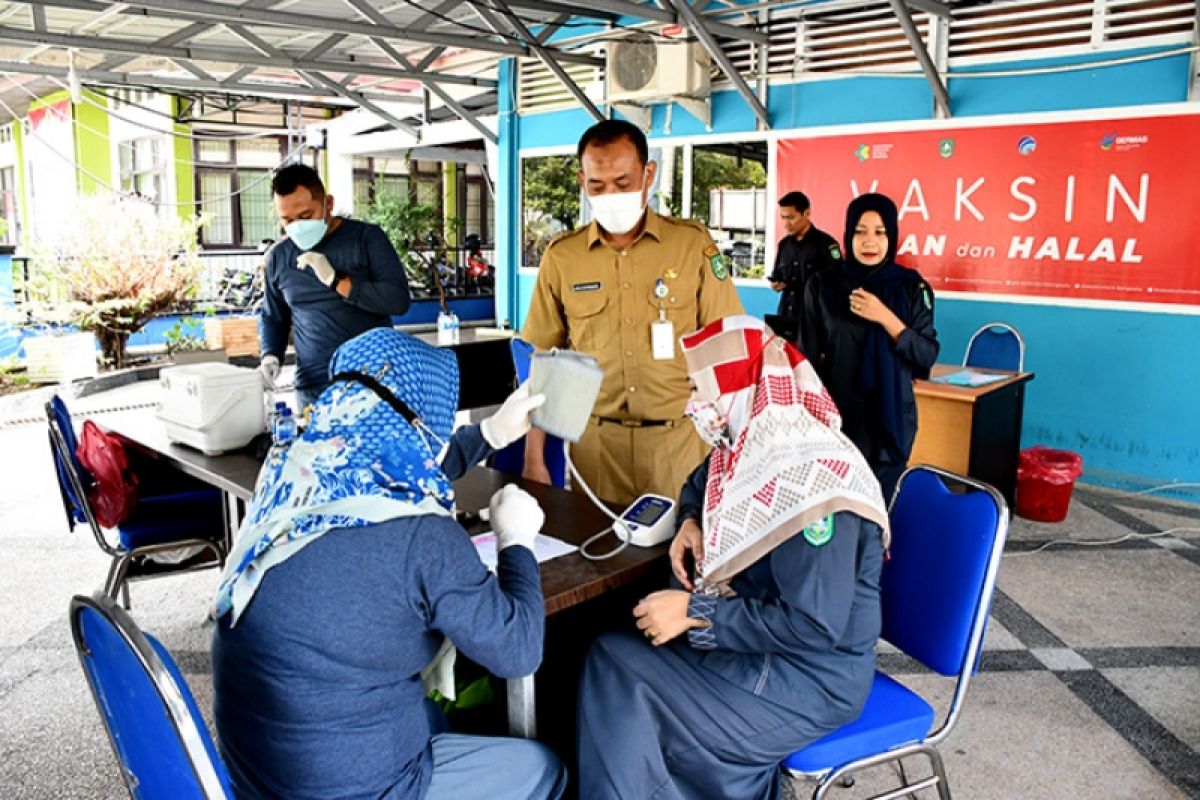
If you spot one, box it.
[605,31,711,104]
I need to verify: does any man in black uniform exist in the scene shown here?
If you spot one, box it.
[768,191,842,330]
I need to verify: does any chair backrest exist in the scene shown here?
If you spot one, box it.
[880,466,1008,739]
[964,322,1024,372]
[69,592,233,800]
[46,396,90,527]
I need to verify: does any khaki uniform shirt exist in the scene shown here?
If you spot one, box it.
[522,209,744,421]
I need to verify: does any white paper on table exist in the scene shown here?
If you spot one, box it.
[470,531,577,571]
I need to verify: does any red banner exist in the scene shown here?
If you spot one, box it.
[777,113,1200,307]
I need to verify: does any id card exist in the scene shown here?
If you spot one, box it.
[651,319,675,360]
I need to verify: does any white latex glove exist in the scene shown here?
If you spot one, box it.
[480,381,546,450]
[296,251,337,287]
[258,354,281,389]
[489,484,544,552]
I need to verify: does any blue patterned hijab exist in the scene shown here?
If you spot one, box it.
[213,328,459,624]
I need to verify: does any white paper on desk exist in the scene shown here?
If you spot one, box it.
[933,369,1009,387]
[470,531,577,571]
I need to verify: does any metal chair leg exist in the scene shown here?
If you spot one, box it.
[924,747,952,800]
[120,582,131,610]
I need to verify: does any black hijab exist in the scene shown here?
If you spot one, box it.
[842,193,911,463]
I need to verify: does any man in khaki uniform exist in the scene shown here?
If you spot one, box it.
[521,119,744,507]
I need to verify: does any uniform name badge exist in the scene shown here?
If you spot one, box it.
[651,318,675,360]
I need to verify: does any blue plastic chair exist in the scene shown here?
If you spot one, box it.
[490,338,567,487]
[782,465,1009,799]
[46,397,226,607]
[70,592,234,799]
[963,322,1025,372]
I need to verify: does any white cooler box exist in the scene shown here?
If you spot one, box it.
[158,363,267,456]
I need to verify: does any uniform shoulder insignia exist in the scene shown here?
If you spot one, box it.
[920,283,933,310]
[544,227,585,250]
[705,244,728,280]
[802,515,834,547]
[829,243,842,260]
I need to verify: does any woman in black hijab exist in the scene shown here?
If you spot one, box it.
[798,193,939,499]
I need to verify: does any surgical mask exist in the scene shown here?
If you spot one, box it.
[588,179,647,235]
[685,398,732,451]
[285,217,328,251]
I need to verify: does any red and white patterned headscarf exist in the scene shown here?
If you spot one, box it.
[680,315,889,590]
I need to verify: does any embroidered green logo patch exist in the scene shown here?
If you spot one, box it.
[829,244,842,260]
[803,515,834,546]
[710,254,728,280]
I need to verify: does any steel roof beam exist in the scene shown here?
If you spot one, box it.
[888,0,950,117]
[508,0,768,43]
[303,69,421,138]
[0,57,419,103]
[904,0,950,19]
[0,24,498,87]
[481,0,603,121]
[2,0,603,65]
[343,0,498,143]
[665,0,768,129]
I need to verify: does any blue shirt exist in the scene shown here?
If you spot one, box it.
[260,218,411,393]
[213,427,545,800]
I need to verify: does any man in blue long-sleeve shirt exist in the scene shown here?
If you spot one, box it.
[259,164,411,409]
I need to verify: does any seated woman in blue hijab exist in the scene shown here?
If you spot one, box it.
[576,315,890,800]
[211,328,566,800]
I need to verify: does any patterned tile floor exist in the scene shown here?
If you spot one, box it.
[2,382,1197,799]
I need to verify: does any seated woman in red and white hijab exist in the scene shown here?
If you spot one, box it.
[576,315,891,800]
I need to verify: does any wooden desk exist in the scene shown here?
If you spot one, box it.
[102,409,664,738]
[911,364,1034,505]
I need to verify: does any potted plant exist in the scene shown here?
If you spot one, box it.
[165,316,226,364]
[29,195,208,371]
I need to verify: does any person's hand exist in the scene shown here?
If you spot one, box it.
[669,518,704,591]
[481,382,546,450]
[634,590,697,647]
[296,251,338,287]
[850,288,906,339]
[488,484,544,552]
[850,288,893,325]
[770,280,785,292]
[258,354,281,389]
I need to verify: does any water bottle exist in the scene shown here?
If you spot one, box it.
[272,406,297,446]
[437,311,460,345]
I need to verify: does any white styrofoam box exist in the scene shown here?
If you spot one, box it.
[24,333,99,384]
[157,363,266,455]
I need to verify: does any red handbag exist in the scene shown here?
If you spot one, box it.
[76,420,139,528]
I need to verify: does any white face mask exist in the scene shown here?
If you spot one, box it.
[587,179,648,235]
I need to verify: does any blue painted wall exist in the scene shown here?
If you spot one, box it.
[502,45,1200,499]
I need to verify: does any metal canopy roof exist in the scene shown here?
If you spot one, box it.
[0,0,787,137]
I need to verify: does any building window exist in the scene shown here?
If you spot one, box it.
[352,156,410,212]
[0,166,18,245]
[119,136,166,204]
[195,137,285,248]
[463,162,493,245]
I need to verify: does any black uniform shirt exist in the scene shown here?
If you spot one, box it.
[798,265,939,464]
[768,226,843,320]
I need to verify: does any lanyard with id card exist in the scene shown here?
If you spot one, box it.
[651,278,674,360]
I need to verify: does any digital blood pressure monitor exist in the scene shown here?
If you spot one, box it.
[619,494,677,547]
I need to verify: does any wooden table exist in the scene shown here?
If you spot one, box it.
[102,409,665,738]
[911,364,1035,505]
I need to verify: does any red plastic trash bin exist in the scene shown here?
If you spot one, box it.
[1016,446,1083,522]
